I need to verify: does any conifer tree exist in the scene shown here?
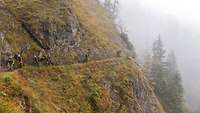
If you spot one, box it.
[149,35,172,112]
[148,36,186,113]
[165,52,186,113]
[150,36,167,99]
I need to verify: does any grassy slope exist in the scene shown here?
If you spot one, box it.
[0,58,165,113]
[0,0,127,65]
[0,0,166,113]
[0,8,40,51]
[71,0,124,49]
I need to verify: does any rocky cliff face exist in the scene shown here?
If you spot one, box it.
[0,0,166,113]
[0,0,129,67]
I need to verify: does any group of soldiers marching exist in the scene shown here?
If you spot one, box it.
[4,48,90,71]
[3,48,123,71]
[33,50,53,66]
[5,49,52,71]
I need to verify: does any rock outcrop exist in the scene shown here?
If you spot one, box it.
[0,0,166,113]
[0,0,129,68]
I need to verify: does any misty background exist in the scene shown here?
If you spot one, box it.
[116,0,200,111]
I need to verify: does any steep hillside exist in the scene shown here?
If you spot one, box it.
[0,0,166,113]
[0,0,129,67]
[0,58,165,113]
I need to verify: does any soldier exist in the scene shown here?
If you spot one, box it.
[45,52,53,65]
[116,50,122,57]
[83,49,91,63]
[38,49,46,59]
[14,53,23,68]
[36,49,53,65]
[83,54,89,63]
[48,54,53,65]
[7,55,14,71]
[36,51,44,66]
[33,54,39,65]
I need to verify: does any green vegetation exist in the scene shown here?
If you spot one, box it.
[0,0,167,113]
[0,58,166,113]
[120,32,136,58]
[2,74,12,84]
[71,0,124,49]
[144,36,186,113]
[0,0,129,66]
[0,101,17,113]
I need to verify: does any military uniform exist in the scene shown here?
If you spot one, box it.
[116,50,122,57]
[35,49,53,66]
[81,49,90,63]
[7,56,14,70]
[33,55,39,65]
[14,53,23,68]
[83,54,89,63]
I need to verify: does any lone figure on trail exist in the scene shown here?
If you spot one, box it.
[78,48,90,63]
[116,50,122,57]
[83,49,91,63]
[83,53,89,63]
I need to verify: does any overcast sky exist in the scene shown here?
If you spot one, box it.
[133,0,200,26]
[117,0,200,110]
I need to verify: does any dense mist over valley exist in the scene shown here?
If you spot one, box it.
[0,0,199,112]
[118,0,200,111]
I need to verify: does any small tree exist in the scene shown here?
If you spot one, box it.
[120,32,136,58]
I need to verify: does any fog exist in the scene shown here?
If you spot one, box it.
[118,0,200,111]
